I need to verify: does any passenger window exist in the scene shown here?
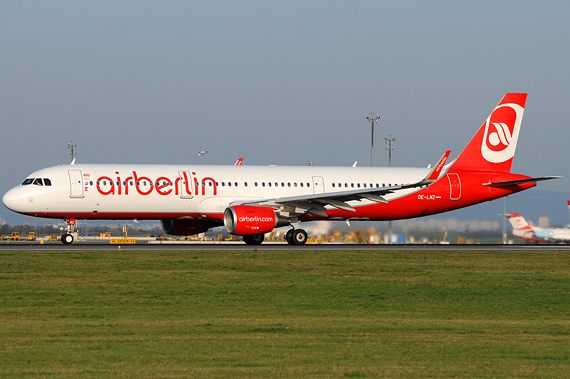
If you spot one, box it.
[300,183,303,187]
[332,183,335,188]
[43,178,52,186]
[228,182,231,187]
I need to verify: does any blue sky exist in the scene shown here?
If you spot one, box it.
[1,1,569,224]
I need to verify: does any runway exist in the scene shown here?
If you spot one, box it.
[1,241,569,251]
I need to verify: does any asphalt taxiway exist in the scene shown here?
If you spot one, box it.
[1,241,569,251]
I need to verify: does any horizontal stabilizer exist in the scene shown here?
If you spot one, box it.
[483,176,562,187]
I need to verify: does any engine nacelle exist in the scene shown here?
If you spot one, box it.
[161,219,211,235]
[224,206,288,235]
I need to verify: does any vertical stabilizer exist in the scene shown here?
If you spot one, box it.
[451,93,527,173]
[506,213,533,232]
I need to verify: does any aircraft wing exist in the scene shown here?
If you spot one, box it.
[231,151,451,217]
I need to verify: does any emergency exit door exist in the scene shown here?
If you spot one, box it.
[447,173,461,201]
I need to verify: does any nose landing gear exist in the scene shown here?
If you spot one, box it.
[61,218,76,244]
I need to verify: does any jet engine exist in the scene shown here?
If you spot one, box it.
[224,205,289,235]
[161,219,212,235]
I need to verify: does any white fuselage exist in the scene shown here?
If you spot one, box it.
[3,164,429,220]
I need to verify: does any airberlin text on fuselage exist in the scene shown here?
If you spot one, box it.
[93,171,216,197]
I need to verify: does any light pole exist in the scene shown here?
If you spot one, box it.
[67,141,77,164]
[384,135,396,236]
[384,135,395,167]
[197,148,209,164]
[366,113,380,167]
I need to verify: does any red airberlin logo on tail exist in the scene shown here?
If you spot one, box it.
[481,103,524,163]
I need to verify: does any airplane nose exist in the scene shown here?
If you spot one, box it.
[2,187,22,212]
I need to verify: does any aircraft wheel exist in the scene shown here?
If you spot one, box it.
[291,229,308,245]
[243,234,264,245]
[61,233,74,244]
[285,229,295,244]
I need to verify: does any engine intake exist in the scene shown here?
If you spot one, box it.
[224,206,288,235]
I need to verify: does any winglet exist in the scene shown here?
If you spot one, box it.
[399,150,451,190]
[425,150,451,181]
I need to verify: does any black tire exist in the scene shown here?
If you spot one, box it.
[291,229,308,245]
[285,229,295,244]
[243,234,264,245]
[61,233,74,244]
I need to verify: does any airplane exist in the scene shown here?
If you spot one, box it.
[506,202,570,243]
[2,93,560,245]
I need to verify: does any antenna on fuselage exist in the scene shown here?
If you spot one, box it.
[68,141,77,164]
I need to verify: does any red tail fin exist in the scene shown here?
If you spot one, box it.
[451,93,527,173]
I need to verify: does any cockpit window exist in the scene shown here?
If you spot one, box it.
[43,178,52,186]
[33,178,43,186]
[22,178,34,185]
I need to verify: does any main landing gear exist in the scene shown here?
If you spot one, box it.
[285,229,308,245]
[241,229,308,245]
[242,234,264,245]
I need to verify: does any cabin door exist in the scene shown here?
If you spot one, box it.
[447,173,461,201]
[68,170,84,198]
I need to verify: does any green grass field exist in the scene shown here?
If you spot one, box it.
[1,249,569,378]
